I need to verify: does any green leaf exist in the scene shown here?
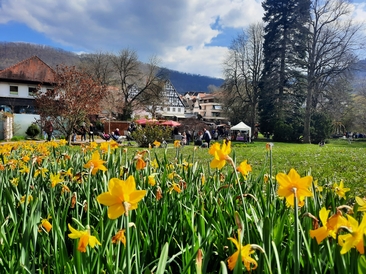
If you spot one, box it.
[358,255,366,274]
[156,242,169,273]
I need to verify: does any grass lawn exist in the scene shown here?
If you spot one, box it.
[147,138,366,197]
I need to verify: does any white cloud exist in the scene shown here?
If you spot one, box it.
[2,0,365,77]
[0,0,264,77]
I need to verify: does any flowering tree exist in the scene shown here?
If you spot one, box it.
[34,65,106,144]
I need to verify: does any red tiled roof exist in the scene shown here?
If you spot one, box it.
[0,56,55,83]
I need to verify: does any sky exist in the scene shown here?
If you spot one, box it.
[0,0,366,79]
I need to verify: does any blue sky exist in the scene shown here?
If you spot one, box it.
[0,0,365,78]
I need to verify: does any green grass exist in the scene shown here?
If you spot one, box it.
[150,138,366,196]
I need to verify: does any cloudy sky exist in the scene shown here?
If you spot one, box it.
[0,0,366,78]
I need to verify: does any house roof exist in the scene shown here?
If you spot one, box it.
[0,56,55,83]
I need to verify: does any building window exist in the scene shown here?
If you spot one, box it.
[161,107,164,111]
[29,87,37,97]
[173,108,176,112]
[10,86,18,95]
[167,107,170,111]
[178,108,181,112]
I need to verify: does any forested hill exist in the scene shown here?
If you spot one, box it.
[0,42,224,94]
[159,68,224,94]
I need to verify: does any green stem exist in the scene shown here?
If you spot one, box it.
[293,188,300,274]
[125,213,131,274]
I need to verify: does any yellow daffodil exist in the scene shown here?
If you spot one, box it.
[112,229,126,246]
[236,160,252,177]
[62,168,73,179]
[168,182,181,193]
[355,196,366,211]
[208,141,232,169]
[10,177,19,186]
[68,224,101,253]
[201,173,205,185]
[174,140,181,148]
[338,214,366,254]
[34,167,48,178]
[313,179,323,198]
[309,207,348,244]
[109,140,119,150]
[84,151,107,175]
[332,180,350,199]
[276,168,313,207]
[21,155,30,162]
[135,152,147,170]
[153,140,161,148]
[99,142,110,153]
[148,174,156,186]
[19,165,30,174]
[97,176,147,219]
[59,139,67,146]
[40,217,52,233]
[227,234,257,271]
[20,194,33,205]
[150,159,159,169]
[50,172,63,188]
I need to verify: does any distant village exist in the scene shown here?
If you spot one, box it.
[0,56,230,140]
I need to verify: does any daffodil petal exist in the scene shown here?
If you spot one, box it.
[97,192,121,206]
[108,204,125,219]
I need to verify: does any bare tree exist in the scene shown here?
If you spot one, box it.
[303,0,365,143]
[34,65,106,144]
[79,51,114,86]
[109,50,165,120]
[222,22,264,130]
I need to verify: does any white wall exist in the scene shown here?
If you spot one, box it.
[13,113,41,137]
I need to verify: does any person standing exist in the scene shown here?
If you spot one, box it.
[80,124,87,142]
[203,128,212,148]
[45,121,53,142]
[89,123,95,142]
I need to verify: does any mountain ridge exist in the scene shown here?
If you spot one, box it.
[0,42,224,94]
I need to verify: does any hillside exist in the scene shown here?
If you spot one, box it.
[0,42,224,93]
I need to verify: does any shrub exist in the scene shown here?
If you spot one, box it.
[132,124,172,147]
[25,123,41,139]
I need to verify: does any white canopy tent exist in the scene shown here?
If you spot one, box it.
[230,122,252,142]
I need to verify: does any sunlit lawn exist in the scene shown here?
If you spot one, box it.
[150,138,366,196]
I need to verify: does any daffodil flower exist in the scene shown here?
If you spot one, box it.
[84,151,107,175]
[208,141,232,169]
[309,207,348,244]
[355,196,366,211]
[227,234,257,271]
[168,182,181,193]
[135,152,147,170]
[148,174,156,186]
[97,176,147,219]
[338,214,366,254]
[39,216,52,233]
[68,224,101,253]
[153,140,161,148]
[50,172,63,188]
[332,180,350,199]
[112,229,126,246]
[236,160,252,177]
[276,168,313,207]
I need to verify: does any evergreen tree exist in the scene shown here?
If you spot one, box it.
[259,0,310,140]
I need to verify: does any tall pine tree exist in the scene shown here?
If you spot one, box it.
[259,0,310,141]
